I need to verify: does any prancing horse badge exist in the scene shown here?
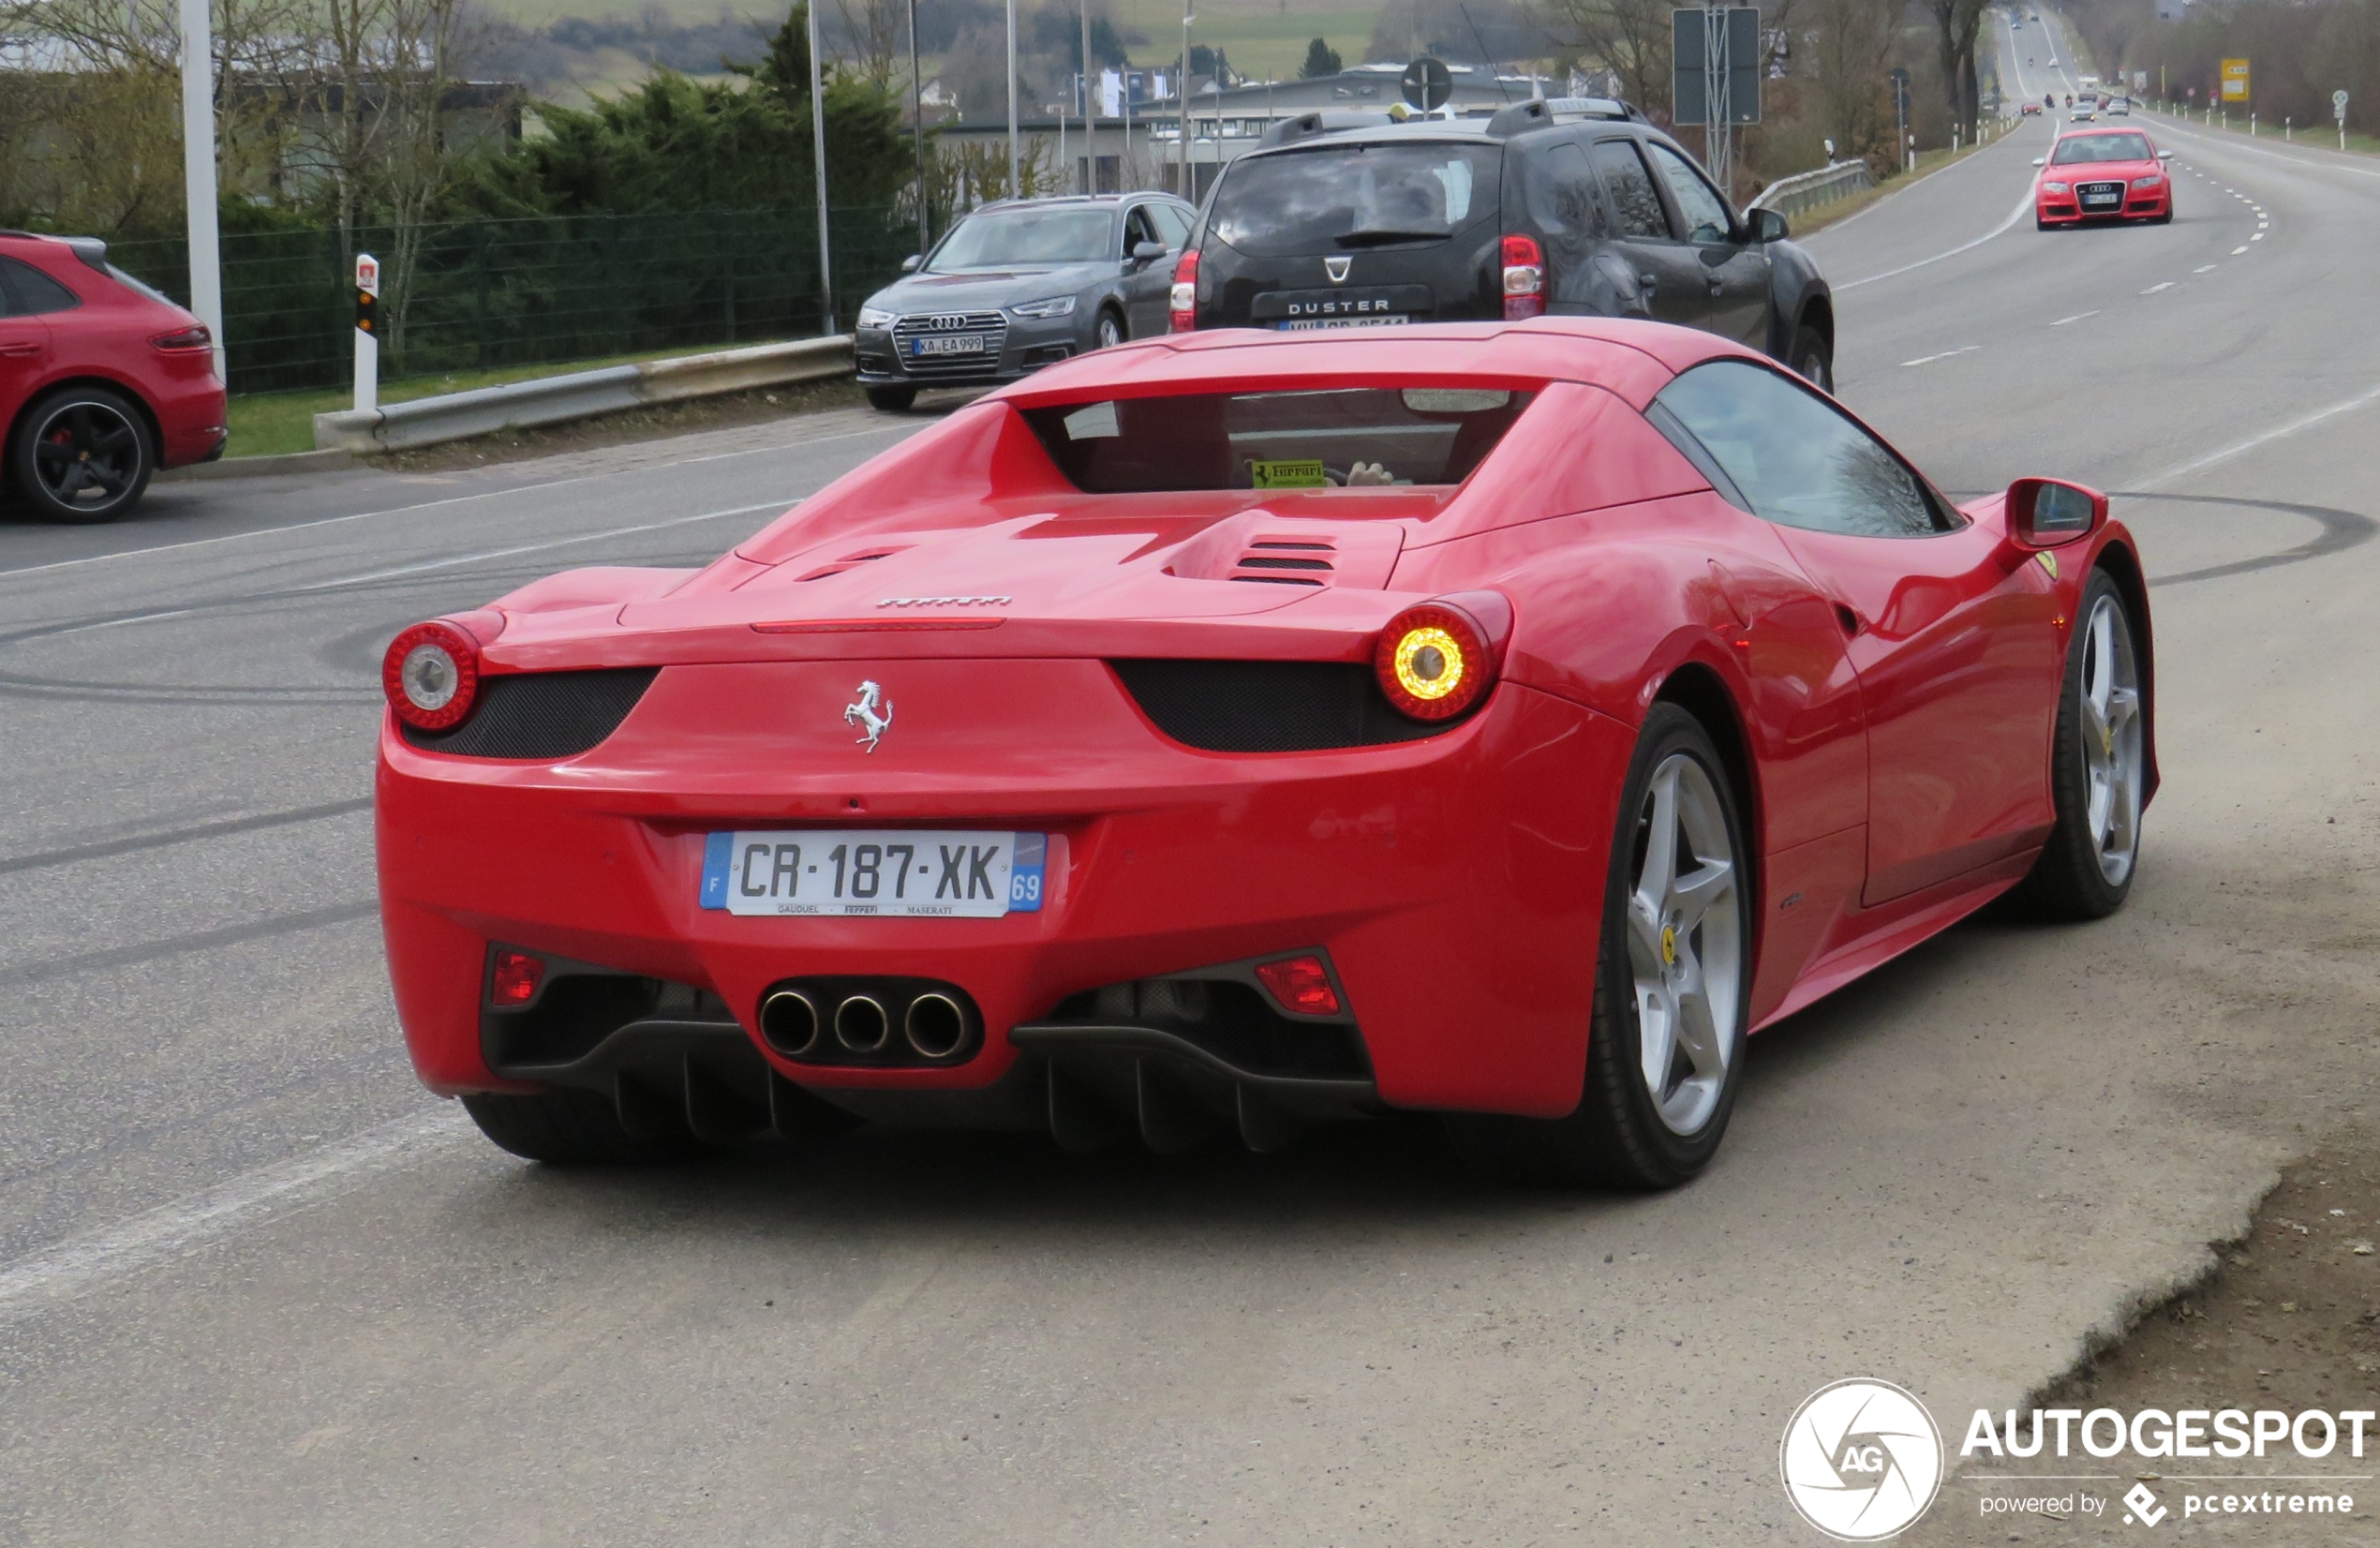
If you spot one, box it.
[843,679,893,752]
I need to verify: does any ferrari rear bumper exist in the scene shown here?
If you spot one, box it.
[378,662,1635,1123]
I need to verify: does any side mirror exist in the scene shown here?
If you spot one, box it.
[1751,206,1790,243]
[2031,156,2047,167]
[2157,149,2174,160]
[1130,240,1168,263]
[900,254,923,273]
[2007,477,2106,547]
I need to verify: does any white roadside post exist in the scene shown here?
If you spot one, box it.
[352,253,380,413]
[2338,90,2352,152]
[178,0,224,380]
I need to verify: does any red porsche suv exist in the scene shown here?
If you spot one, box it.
[0,231,228,523]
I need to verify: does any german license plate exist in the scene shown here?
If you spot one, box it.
[2082,191,2120,206]
[700,830,1044,917]
[1276,315,1410,330]
[911,335,986,356]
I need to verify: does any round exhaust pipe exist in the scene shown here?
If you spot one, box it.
[835,994,890,1052]
[759,989,822,1056]
[903,992,969,1059]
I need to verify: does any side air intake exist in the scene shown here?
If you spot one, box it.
[1111,659,1474,752]
[399,667,659,759]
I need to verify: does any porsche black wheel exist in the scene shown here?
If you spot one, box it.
[8,386,154,523]
[2007,570,2145,920]
[1450,704,1750,1188]
[866,384,917,412]
[461,1088,698,1164]
[1790,325,1833,394]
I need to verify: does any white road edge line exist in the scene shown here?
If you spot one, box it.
[2144,380,2380,486]
[1901,345,1983,367]
[1837,188,2037,290]
[0,1107,473,1324]
[0,422,911,585]
[301,497,798,590]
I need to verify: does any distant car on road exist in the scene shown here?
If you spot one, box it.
[1172,98,1839,390]
[0,231,226,523]
[2072,102,2098,121]
[2107,97,2132,115]
[2035,127,2174,228]
[376,319,2155,1184]
[853,194,1198,412]
[2022,101,2044,115]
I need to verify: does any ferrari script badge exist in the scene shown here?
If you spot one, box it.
[1324,255,1353,283]
[843,679,894,752]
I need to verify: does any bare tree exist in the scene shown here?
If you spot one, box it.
[1805,0,1895,157]
[1532,0,1673,116]
[1927,0,1985,138]
[827,0,901,89]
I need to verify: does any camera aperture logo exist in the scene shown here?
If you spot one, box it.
[1781,1379,1945,1541]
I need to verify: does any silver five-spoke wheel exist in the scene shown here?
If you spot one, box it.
[1624,752,1744,1136]
[2077,590,2143,886]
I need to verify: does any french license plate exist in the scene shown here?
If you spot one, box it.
[700,830,1044,917]
[910,335,986,356]
[1276,315,1410,331]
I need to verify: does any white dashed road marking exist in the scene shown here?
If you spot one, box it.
[2142,282,2175,294]
[2052,310,2100,326]
[1901,345,1983,367]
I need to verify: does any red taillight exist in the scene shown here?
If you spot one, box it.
[1169,247,1200,333]
[1375,596,1504,722]
[149,325,212,350]
[1500,232,1544,320]
[491,949,544,1006]
[1256,955,1341,1016]
[381,619,483,731]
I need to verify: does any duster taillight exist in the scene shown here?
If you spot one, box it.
[1501,233,1545,320]
[1169,248,1200,333]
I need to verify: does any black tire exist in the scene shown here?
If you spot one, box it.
[7,385,155,523]
[461,1088,697,1164]
[1448,703,1752,1188]
[2036,216,2052,231]
[1789,324,1833,394]
[2006,569,2146,921]
[865,384,917,412]
[1095,309,1125,350]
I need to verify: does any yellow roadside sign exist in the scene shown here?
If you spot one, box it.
[2221,58,2251,101]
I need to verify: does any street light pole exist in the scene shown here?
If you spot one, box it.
[908,0,929,259]
[1006,0,1020,194]
[178,0,223,380]
[1179,0,1192,197]
[1081,0,1094,192]
[808,0,834,332]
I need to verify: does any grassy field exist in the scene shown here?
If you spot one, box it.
[223,342,779,457]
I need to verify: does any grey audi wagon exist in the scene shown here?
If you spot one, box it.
[854,193,1198,411]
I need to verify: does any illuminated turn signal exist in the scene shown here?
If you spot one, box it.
[1375,600,1497,722]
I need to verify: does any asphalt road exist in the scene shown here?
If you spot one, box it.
[5,51,2378,1543]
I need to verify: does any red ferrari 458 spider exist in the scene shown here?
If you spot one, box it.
[378,319,2155,1186]
[2034,127,2174,228]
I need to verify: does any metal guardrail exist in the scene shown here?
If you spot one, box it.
[312,335,855,454]
[1748,160,1878,222]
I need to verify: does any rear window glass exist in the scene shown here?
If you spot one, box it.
[1023,387,1533,492]
[2052,133,2151,163]
[1210,144,1502,258]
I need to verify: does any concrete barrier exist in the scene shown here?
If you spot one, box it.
[312,334,855,454]
[1748,160,1879,223]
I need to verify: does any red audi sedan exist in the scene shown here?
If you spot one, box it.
[0,231,228,523]
[2034,128,2174,229]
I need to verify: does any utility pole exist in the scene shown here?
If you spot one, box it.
[1081,0,1095,191]
[179,0,224,380]
[908,0,929,257]
[808,0,834,331]
[1006,0,1020,194]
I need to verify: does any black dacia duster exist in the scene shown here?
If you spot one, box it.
[1172,98,1837,389]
